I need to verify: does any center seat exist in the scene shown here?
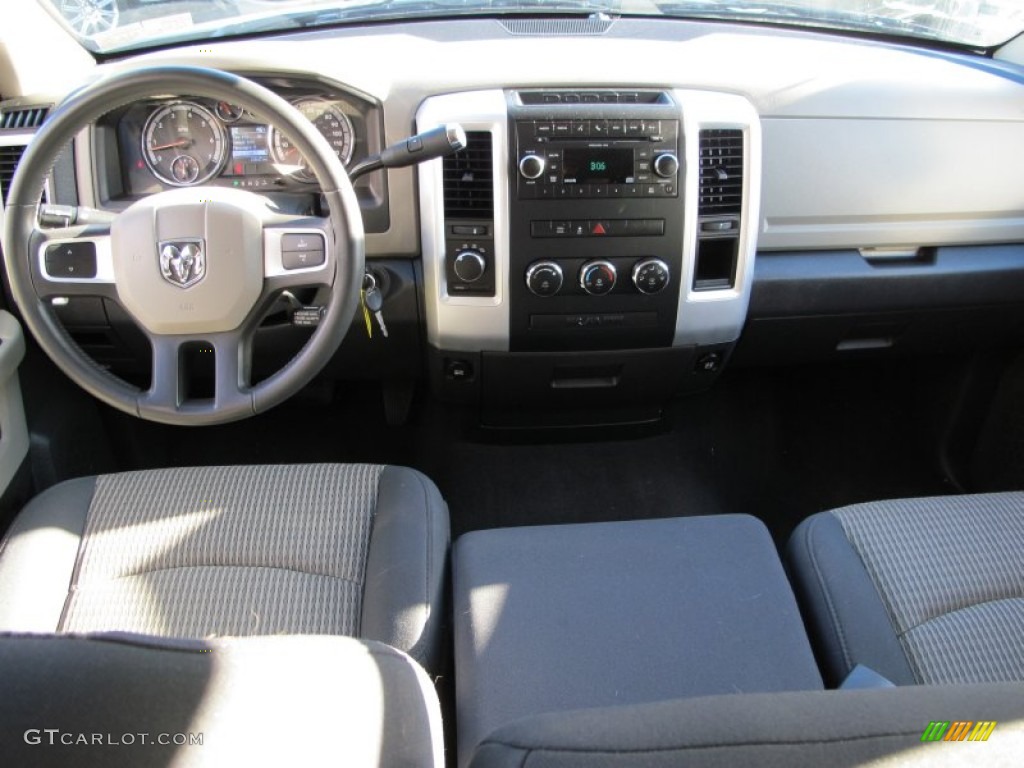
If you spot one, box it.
[453,514,824,766]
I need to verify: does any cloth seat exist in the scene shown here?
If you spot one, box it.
[787,492,1024,687]
[0,632,444,767]
[0,463,449,672]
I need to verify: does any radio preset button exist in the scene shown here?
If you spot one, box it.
[580,261,617,295]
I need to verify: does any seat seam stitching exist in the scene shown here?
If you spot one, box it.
[805,514,852,671]
[57,480,98,632]
[489,728,927,756]
[407,469,433,664]
[899,594,1024,637]
[74,562,366,586]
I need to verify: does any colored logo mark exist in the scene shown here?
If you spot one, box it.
[921,721,997,742]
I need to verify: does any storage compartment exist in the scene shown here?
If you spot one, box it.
[480,347,694,428]
[453,515,824,767]
[694,235,738,290]
[737,245,1024,365]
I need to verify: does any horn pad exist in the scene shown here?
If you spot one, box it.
[111,188,264,335]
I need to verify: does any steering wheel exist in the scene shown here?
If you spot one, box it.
[2,66,364,425]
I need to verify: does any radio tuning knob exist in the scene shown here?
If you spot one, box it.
[653,153,679,178]
[519,154,546,180]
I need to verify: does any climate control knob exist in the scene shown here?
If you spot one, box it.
[632,258,671,294]
[526,261,563,297]
[519,154,546,180]
[453,250,487,283]
[653,153,679,178]
[580,260,617,296]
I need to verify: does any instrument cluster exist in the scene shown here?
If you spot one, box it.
[116,90,367,196]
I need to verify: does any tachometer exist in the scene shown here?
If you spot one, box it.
[142,102,228,187]
[270,99,354,183]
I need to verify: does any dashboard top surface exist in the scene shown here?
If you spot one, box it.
[4,17,1024,256]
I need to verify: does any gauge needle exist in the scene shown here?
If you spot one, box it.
[150,138,193,151]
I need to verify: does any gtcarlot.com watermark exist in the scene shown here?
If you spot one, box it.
[24,729,203,746]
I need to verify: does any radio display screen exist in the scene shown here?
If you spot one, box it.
[562,147,634,184]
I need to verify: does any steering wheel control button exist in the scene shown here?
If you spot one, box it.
[281,233,326,270]
[45,242,97,279]
[653,152,680,178]
[580,260,617,295]
[453,250,487,283]
[526,261,564,297]
[632,258,671,294]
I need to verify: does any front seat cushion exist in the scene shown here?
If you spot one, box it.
[0,464,449,672]
[788,492,1024,687]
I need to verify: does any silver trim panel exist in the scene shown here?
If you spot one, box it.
[37,236,115,283]
[417,90,510,352]
[674,90,762,348]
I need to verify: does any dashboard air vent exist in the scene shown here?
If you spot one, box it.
[698,129,744,216]
[443,131,493,220]
[1,106,49,131]
[0,144,27,205]
[501,18,614,36]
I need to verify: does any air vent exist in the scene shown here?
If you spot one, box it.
[501,18,614,36]
[0,144,27,205]
[698,129,744,216]
[518,90,667,105]
[443,131,493,220]
[1,106,49,131]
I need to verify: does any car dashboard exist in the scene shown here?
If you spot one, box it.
[2,16,1024,427]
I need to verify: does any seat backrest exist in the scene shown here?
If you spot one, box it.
[470,683,1024,767]
[0,632,444,768]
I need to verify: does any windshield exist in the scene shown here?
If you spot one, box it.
[39,0,1024,54]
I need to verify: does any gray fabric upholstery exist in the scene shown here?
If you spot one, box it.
[789,492,1024,686]
[454,515,823,768]
[0,464,449,671]
[468,683,1024,768]
[0,632,443,767]
[61,464,382,637]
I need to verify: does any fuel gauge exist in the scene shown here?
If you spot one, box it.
[215,101,245,123]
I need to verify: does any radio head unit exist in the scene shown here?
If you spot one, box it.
[515,117,679,200]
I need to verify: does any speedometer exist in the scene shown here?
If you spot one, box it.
[270,99,354,183]
[142,102,227,187]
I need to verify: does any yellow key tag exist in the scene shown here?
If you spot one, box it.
[360,289,373,339]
